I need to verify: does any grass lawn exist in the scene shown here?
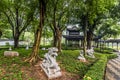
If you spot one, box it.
[0,48,117,80]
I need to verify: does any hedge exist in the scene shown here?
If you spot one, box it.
[83,53,117,80]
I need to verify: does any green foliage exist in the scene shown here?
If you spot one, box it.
[94,48,114,54]
[84,54,107,80]
[0,48,118,80]
[5,42,10,47]
[58,50,97,77]
[1,30,12,39]
[106,53,118,59]
[0,0,37,46]
[83,52,117,80]
[96,18,120,38]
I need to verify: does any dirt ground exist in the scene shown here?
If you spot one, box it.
[21,61,80,80]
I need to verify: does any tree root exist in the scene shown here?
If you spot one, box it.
[25,55,41,65]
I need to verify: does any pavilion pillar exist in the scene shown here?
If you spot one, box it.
[103,41,105,48]
[96,41,99,48]
[81,40,83,48]
[78,40,80,47]
[93,41,95,47]
[117,42,118,50]
[105,42,106,48]
[65,39,67,47]
[112,42,113,48]
[107,42,109,48]
[79,40,81,47]
[100,40,102,51]
[105,42,107,48]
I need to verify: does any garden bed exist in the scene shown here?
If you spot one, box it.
[0,48,117,80]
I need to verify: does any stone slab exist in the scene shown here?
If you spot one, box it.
[4,51,19,57]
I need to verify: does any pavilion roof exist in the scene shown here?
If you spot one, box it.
[67,26,80,31]
[63,35,83,40]
[106,39,120,43]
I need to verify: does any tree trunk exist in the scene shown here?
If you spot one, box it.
[25,28,42,64]
[83,27,87,56]
[57,31,62,53]
[25,0,46,64]
[87,31,93,49]
[0,30,2,38]
[14,35,19,48]
[83,16,88,56]
[53,31,58,47]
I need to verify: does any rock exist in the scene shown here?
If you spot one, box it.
[4,51,19,57]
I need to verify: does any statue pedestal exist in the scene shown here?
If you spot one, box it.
[78,56,86,62]
[40,64,62,79]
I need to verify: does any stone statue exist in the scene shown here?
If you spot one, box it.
[26,43,29,50]
[86,47,95,58]
[41,48,46,50]
[9,46,12,51]
[40,47,62,79]
[78,50,86,62]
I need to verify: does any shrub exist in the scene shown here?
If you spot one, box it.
[83,52,117,80]
[94,48,114,54]
[83,55,107,80]
[106,53,118,59]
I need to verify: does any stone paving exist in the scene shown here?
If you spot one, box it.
[105,52,120,80]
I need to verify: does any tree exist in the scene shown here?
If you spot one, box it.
[70,0,117,55]
[42,26,52,45]
[0,30,2,38]
[0,0,36,48]
[47,0,70,52]
[96,18,120,39]
[0,12,10,38]
[25,0,47,64]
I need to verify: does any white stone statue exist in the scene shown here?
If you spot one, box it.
[40,47,62,79]
[9,46,12,51]
[78,50,86,62]
[26,42,29,50]
[42,48,46,50]
[86,47,95,58]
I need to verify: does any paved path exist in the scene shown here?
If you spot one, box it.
[105,52,120,80]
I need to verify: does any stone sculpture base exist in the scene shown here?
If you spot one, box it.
[78,57,86,62]
[87,54,95,58]
[40,64,62,79]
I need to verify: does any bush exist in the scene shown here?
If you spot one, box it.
[106,53,118,59]
[83,55,107,80]
[94,48,114,54]
[83,52,117,80]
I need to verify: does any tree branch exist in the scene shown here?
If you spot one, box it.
[3,11,15,37]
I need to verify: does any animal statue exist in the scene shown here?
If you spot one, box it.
[78,50,86,62]
[42,47,60,74]
[86,47,95,58]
